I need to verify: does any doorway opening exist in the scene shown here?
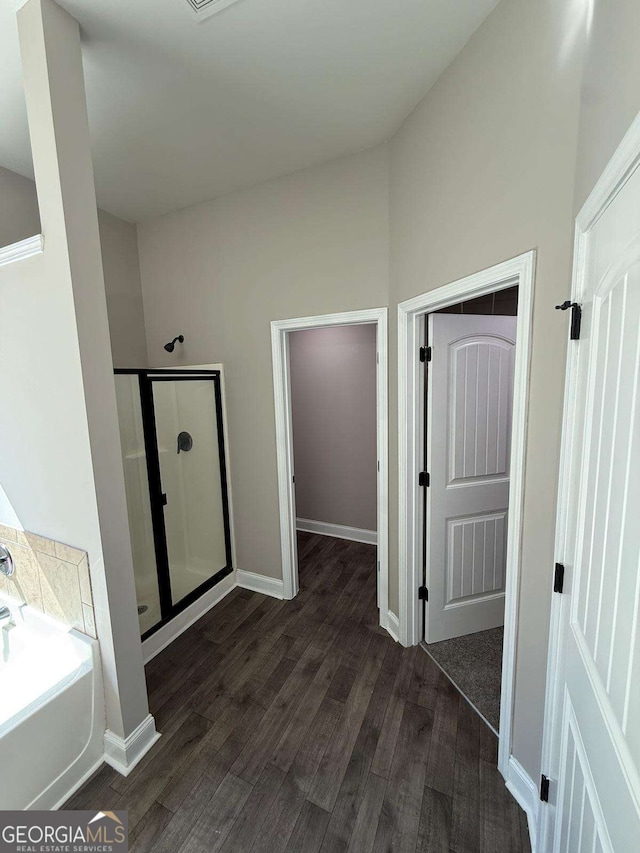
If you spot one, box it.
[271,308,389,630]
[398,252,535,785]
[419,285,518,733]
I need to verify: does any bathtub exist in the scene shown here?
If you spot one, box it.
[0,594,105,810]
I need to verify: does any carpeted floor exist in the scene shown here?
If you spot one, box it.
[422,626,504,732]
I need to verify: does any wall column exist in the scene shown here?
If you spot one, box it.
[16,0,158,772]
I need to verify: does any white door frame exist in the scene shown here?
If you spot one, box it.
[538,110,640,853]
[398,251,535,780]
[271,308,389,629]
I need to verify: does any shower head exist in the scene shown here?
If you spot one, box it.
[164,335,184,353]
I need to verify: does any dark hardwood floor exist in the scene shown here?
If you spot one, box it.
[66,533,531,853]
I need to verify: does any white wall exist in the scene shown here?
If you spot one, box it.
[389,0,585,782]
[0,0,151,749]
[574,0,640,210]
[289,324,377,532]
[0,0,627,800]
[137,145,390,582]
[137,0,585,785]
[0,167,147,367]
[97,209,148,367]
[0,166,40,246]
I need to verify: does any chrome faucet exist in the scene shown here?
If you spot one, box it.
[0,544,15,577]
[0,606,13,662]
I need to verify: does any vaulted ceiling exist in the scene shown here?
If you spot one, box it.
[0,0,497,221]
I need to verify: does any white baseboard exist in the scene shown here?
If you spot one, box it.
[386,611,400,643]
[236,569,285,599]
[505,756,539,853]
[104,714,161,777]
[296,518,377,545]
[142,571,236,663]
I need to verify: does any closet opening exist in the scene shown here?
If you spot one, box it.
[271,308,390,632]
[398,251,535,779]
[419,285,519,733]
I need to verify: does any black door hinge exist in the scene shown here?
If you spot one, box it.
[540,774,550,802]
[161,493,168,506]
[555,301,582,340]
[554,563,565,594]
[418,586,429,601]
[418,471,430,487]
[419,346,432,362]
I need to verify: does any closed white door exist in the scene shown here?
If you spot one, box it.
[542,157,640,850]
[425,313,517,643]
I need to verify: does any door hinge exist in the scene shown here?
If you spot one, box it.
[555,301,582,340]
[554,562,565,594]
[418,471,430,487]
[418,586,429,601]
[419,345,432,362]
[161,492,168,506]
[540,774,550,802]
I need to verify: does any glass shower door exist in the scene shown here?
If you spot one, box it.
[151,376,231,607]
[115,368,233,638]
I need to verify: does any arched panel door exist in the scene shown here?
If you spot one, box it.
[425,314,517,643]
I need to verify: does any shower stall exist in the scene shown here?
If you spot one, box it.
[114,368,233,638]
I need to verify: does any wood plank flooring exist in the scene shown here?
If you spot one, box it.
[66,533,531,853]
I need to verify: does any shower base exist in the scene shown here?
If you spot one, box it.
[136,563,222,636]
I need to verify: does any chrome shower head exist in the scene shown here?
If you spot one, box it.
[164,334,184,353]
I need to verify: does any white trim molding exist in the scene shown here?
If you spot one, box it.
[397,251,536,791]
[142,571,236,664]
[271,308,389,630]
[386,611,400,643]
[538,107,640,853]
[237,569,285,599]
[104,714,160,777]
[506,756,540,853]
[0,234,44,268]
[296,518,377,545]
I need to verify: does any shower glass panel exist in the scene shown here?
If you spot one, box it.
[114,374,162,635]
[114,369,233,639]
[152,378,229,606]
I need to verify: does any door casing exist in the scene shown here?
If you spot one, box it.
[271,308,389,631]
[397,251,535,802]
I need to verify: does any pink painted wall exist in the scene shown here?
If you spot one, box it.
[289,324,377,532]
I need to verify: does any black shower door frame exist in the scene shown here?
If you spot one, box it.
[115,368,233,640]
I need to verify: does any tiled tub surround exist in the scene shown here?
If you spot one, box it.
[0,524,96,637]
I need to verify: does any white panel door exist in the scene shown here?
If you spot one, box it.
[425,313,516,643]
[544,162,640,851]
